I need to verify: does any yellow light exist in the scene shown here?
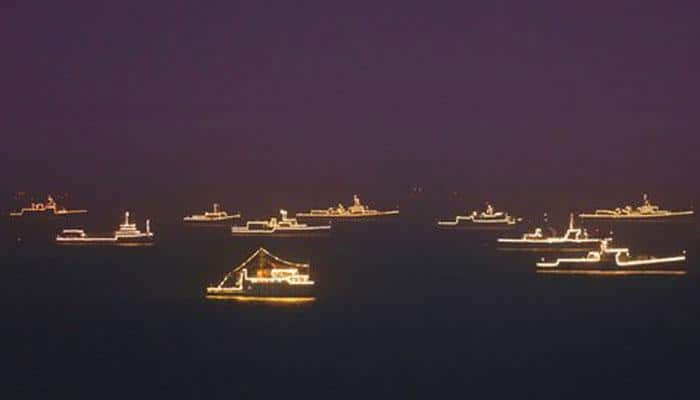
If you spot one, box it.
[536,270,686,276]
[205,295,316,304]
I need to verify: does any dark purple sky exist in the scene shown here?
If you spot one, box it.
[2,1,698,204]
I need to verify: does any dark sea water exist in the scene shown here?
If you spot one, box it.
[1,211,698,399]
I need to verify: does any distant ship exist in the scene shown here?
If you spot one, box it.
[56,211,154,245]
[9,195,87,217]
[497,214,604,251]
[437,203,521,229]
[231,210,331,236]
[206,247,315,302]
[579,194,694,221]
[296,195,399,221]
[536,239,686,275]
[183,203,240,224]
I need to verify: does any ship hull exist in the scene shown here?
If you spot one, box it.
[296,211,399,224]
[56,236,154,246]
[183,220,239,228]
[438,222,518,231]
[578,212,694,222]
[230,229,330,237]
[10,210,88,218]
[497,240,601,252]
[537,258,686,275]
[206,283,315,299]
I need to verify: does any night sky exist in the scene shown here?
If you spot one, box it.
[2,1,698,210]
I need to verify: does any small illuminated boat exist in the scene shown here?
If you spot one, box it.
[231,210,330,236]
[579,194,694,221]
[536,239,686,275]
[437,203,521,229]
[497,214,603,251]
[9,195,87,217]
[296,195,399,221]
[206,247,315,301]
[183,203,240,224]
[56,211,154,245]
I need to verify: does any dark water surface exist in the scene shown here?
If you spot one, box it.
[2,215,698,399]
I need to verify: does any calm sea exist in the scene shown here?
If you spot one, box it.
[1,212,698,399]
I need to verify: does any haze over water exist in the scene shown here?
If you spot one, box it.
[2,1,700,398]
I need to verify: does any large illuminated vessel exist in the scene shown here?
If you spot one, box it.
[183,203,240,224]
[9,195,87,217]
[437,203,521,229]
[578,194,693,221]
[231,210,331,236]
[536,239,686,275]
[206,247,315,301]
[497,214,603,251]
[295,195,399,221]
[56,211,154,245]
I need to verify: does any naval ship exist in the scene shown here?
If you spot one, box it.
[56,211,154,246]
[579,194,693,221]
[206,247,315,302]
[438,203,521,229]
[183,203,241,225]
[296,195,399,222]
[231,210,331,236]
[497,214,604,251]
[9,195,87,218]
[536,239,686,275]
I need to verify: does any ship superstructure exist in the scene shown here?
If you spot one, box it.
[232,210,330,236]
[56,211,154,245]
[579,194,693,221]
[206,247,315,301]
[438,203,521,229]
[10,195,87,217]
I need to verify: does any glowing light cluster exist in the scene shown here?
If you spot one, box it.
[438,202,521,226]
[9,195,87,217]
[537,239,686,271]
[207,247,315,299]
[232,209,330,235]
[56,211,154,245]
[183,203,241,222]
[579,194,694,220]
[296,195,399,218]
[498,214,604,245]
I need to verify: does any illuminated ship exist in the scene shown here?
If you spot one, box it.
[536,239,686,275]
[578,194,694,221]
[497,214,604,251]
[56,211,154,245]
[9,195,87,217]
[296,195,399,221]
[437,203,521,229]
[206,247,315,301]
[183,203,241,224]
[231,210,331,236]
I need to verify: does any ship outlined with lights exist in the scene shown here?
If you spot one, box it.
[296,195,399,221]
[536,239,686,275]
[231,210,330,236]
[9,195,87,218]
[183,203,240,224]
[206,247,315,302]
[438,203,521,229]
[497,214,604,251]
[56,211,154,246]
[578,194,694,221]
